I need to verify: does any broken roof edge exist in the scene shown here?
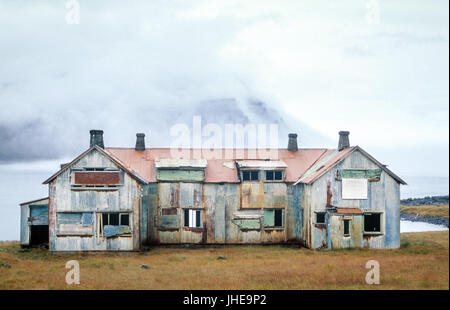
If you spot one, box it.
[19,197,49,206]
[294,146,407,186]
[43,146,148,185]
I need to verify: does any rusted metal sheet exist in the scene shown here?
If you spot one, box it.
[74,171,120,185]
[335,208,363,214]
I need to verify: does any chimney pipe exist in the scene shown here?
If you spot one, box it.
[287,133,298,151]
[135,133,145,150]
[338,131,350,151]
[90,130,104,148]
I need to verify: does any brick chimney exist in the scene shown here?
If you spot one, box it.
[135,133,145,151]
[287,133,298,151]
[90,130,104,148]
[338,131,350,151]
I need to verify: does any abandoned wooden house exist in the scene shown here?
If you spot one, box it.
[20,130,406,251]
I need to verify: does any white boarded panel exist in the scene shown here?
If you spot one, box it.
[342,178,368,199]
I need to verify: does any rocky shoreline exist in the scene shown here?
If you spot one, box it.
[401,195,449,206]
[400,213,449,228]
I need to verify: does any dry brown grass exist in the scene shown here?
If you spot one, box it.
[0,231,448,290]
[401,204,449,219]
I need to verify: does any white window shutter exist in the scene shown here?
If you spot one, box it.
[342,178,368,199]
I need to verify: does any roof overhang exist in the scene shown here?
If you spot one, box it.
[155,158,207,169]
[43,146,148,185]
[235,160,287,169]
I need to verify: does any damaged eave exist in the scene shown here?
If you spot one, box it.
[293,146,407,186]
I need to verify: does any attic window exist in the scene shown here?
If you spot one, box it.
[242,170,259,181]
[265,170,283,181]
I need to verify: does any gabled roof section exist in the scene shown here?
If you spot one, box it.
[43,146,148,185]
[296,146,407,185]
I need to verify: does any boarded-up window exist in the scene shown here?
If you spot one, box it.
[263,209,283,227]
[74,172,120,185]
[56,212,94,236]
[184,209,201,228]
[342,178,368,199]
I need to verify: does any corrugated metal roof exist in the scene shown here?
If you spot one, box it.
[236,160,287,169]
[335,208,364,214]
[155,158,207,168]
[19,197,49,206]
[106,148,328,183]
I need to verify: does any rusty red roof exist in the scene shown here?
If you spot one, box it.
[105,148,330,183]
[335,208,364,214]
[43,145,406,185]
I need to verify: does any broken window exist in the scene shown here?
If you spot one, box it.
[263,209,284,228]
[102,213,130,227]
[364,213,382,233]
[100,212,131,237]
[265,170,283,181]
[316,212,326,224]
[341,178,368,199]
[242,170,259,181]
[343,219,350,236]
[184,209,202,228]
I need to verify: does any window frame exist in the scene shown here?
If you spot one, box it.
[263,209,284,229]
[363,212,384,235]
[183,209,202,229]
[315,212,326,225]
[101,212,131,227]
[343,219,351,236]
[264,170,284,182]
[241,170,260,182]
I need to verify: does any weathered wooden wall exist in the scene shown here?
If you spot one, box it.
[143,180,303,244]
[48,149,141,251]
[20,198,49,246]
[303,149,400,249]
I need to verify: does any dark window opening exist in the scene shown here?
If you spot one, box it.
[265,170,283,181]
[274,209,283,227]
[274,171,282,180]
[364,213,381,233]
[102,213,130,227]
[120,214,129,226]
[316,212,326,224]
[242,170,259,181]
[343,219,350,236]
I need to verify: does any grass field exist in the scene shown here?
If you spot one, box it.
[400,204,449,219]
[0,231,448,290]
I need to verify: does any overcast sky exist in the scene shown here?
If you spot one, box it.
[0,0,448,177]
